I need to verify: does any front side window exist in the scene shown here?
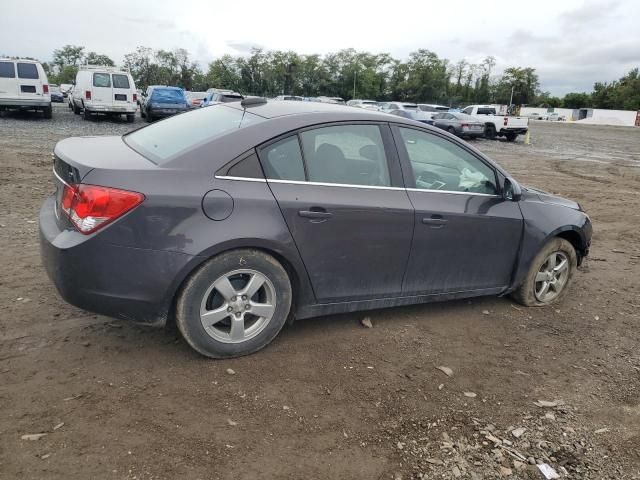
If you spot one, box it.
[462,107,473,115]
[399,127,497,195]
[299,125,390,187]
[0,62,15,78]
[17,63,38,79]
[93,73,111,87]
[112,74,130,89]
[260,137,306,181]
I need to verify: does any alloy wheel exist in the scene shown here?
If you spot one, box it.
[534,251,570,303]
[199,269,276,343]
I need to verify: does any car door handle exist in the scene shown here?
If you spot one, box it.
[299,208,333,220]
[422,216,448,228]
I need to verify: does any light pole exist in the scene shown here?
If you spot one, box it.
[353,68,357,99]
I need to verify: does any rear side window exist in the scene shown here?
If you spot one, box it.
[476,108,496,115]
[17,63,38,79]
[93,73,111,87]
[151,88,186,102]
[0,62,15,78]
[299,125,391,187]
[112,74,130,89]
[124,104,264,164]
[260,137,306,181]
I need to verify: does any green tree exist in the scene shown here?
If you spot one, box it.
[52,45,85,70]
[85,52,114,66]
[562,92,591,108]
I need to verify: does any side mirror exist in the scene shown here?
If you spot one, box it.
[504,177,522,202]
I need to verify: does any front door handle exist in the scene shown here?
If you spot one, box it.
[422,216,448,228]
[299,208,333,221]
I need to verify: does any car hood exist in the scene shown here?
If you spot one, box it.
[524,185,581,210]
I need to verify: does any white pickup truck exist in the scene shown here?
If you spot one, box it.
[462,105,529,141]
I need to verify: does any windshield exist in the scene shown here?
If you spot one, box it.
[151,88,186,104]
[124,105,265,164]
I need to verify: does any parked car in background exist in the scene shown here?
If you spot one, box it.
[417,103,449,113]
[140,86,188,122]
[380,102,417,112]
[347,99,379,110]
[59,83,73,98]
[547,112,566,121]
[317,96,345,104]
[388,109,433,124]
[50,84,64,103]
[0,58,52,118]
[274,95,304,101]
[201,89,244,107]
[40,100,592,358]
[186,91,207,108]
[431,112,485,139]
[527,112,549,120]
[462,105,529,141]
[71,65,137,122]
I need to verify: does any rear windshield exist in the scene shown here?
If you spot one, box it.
[93,73,111,87]
[124,105,265,164]
[151,88,186,103]
[476,107,496,115]
[112,74,130,89]
[17,63,39,79]
[0,62,15,78]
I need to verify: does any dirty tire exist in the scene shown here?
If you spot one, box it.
[176,249,292,359]
[512,238,577,307]
[485,124,496,139]
[42,106,52,119]
[126,113,135,123]
[505,132,517,142]
[83,108,92,121]
[73,102,80,114]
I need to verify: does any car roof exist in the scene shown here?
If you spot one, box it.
[223,100,402,120]
[0,57,40,63]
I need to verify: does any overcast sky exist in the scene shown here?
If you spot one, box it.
[1,0,638,96]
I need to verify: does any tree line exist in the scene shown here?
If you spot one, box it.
[34,45,640,110]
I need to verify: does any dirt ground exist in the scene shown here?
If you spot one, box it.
[1,106,639,479]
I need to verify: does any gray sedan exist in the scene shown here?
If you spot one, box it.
[431,112,485,138]
[40,100,591,358]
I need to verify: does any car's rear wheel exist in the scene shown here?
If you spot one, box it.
[447,126,456,136]
[176,249,292,358]
[512,238,577,306]
[146,110,153,122]
[73,102,80,115]
[505,132,517,142]
[126,113,135,123]
[42,106,52,119]
[485,124,496,139]
[83,108,92,121]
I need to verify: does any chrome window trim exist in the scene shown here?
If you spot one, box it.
[267,178,405,191]
[214,174,501,197]
[406,187,500,197]
[214,175,267,183]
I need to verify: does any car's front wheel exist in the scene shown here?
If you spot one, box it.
[512,238,577,306]
[176,249,292,358]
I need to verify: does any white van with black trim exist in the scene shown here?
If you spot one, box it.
[71,65,137,122]
[0,58,52,118]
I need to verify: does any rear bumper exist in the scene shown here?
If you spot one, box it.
[85,103,136,114]
[500,127,528,135]
[0,98,51,108]
[148,109,185,118]
[39,196,197,326]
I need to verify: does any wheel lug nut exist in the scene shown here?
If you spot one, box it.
[245,304,250,310]
[235,312,241,318]
[242,295,247,300]
[231,296,237,302]
[227,306,233,312]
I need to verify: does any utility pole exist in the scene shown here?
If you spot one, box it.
[353,68,357,99]
[509,85,514,108]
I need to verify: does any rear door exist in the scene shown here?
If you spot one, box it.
[0,61,17,100]
[91,72,113,108]
[259,123,414,303]
[16,62,43,100]
[112,73,132,109]
[392,125,522,295]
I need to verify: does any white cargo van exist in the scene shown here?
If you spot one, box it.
[71,65,137,122]
[0,58,52,118]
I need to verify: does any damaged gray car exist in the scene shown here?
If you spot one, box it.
[40,99,592,358]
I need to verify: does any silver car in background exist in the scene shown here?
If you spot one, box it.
[431,112,485,139]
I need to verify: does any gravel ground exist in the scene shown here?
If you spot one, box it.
[1,104,640,479]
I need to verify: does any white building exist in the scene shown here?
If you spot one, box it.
[520,106,639,126]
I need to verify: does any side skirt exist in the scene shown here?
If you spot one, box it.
[294,286,508,320]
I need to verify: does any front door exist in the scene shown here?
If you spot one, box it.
[259,124,414,302]
[392,126,523,295]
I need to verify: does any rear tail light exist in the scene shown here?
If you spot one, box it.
[85,90,91,100]
[503,117,508,126]
[43,84,49,94]
[461,123,469,128]
[60,184,144,234]
[133,93,137,102]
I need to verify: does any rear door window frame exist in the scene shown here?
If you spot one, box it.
[0,61,15,78]
[256,121,405,189]
[16,63,39,79]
